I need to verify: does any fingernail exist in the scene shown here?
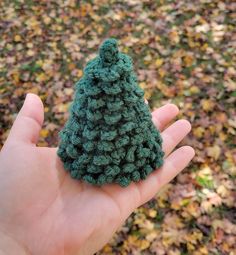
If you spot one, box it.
[23,93,33,107]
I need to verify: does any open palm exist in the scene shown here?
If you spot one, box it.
[0,94,194,255]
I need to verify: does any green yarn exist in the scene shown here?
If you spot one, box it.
[57,38,164,187]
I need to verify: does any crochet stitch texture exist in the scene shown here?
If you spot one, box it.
[57,38,164,187]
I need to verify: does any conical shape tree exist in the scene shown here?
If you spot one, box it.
[57,38,164,187]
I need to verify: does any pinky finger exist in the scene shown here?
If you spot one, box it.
[137,146,195,206]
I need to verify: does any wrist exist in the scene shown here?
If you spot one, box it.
[0,230,30,255]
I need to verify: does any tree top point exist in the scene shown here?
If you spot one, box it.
[99,38,119,66]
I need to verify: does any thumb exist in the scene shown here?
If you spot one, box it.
[6,93,44,145]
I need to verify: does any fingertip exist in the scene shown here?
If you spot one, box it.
[152,103,179,117]
[26,93,44,109]
[166,103,179,115]
[24,93,44,126]
[152,103,180,131]
[177,119,192,132]
[178,145,195,159]
[6,93,45,144]
[183,145,195,158]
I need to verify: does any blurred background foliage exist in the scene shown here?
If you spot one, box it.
[0,0,235,254]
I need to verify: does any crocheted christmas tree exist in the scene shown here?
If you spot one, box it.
[57,38,164,187]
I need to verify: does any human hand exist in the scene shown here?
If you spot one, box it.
[0,93,194,255]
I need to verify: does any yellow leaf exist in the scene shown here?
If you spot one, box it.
[224,78,236,91]
[68,63,76,71]
[169,30,180,44]
[158,68,166,78]
[180,198,190,206]
[139,82,146,89]
[42,60,53,73]
[155,35,161,41]
[139,239,150,250]
[201,43,208,51]
[198,166,212,176]
[216,185,228,197]
[193,126,205,138]
[57,103,70,113]
[201,99,215,112]
[36,59,43,66]
[43,16,51,25]
[187,242,195,251]
[139,37,149,45]
[185,202,200,218]
[14,35,21,42]
[77,69,83,78]
[148,209,157,218]
[25,17,39,29]
[196,246,209,255]
[27,49,35,57]
[40,129,49,138]
[207,145,221,160]
[6,43,13,50]
[155,58,163,67]
[37,141,48,147]
[101,244,112,253]
[26,87,39,94]
[186,230,203,244]
[64,88,73,96]
[183,55,194,67]
[36,73,48,82]
[11,70,20,85]
[190,85,200,94]
[146,231,158,242]
[144,89,153,99]
[26,42,34,48]
[144,54,152,64]
[219,132,227,141]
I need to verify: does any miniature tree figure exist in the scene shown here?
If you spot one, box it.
[57,38,164,187]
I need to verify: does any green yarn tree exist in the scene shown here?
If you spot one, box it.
[57,38,164,187]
